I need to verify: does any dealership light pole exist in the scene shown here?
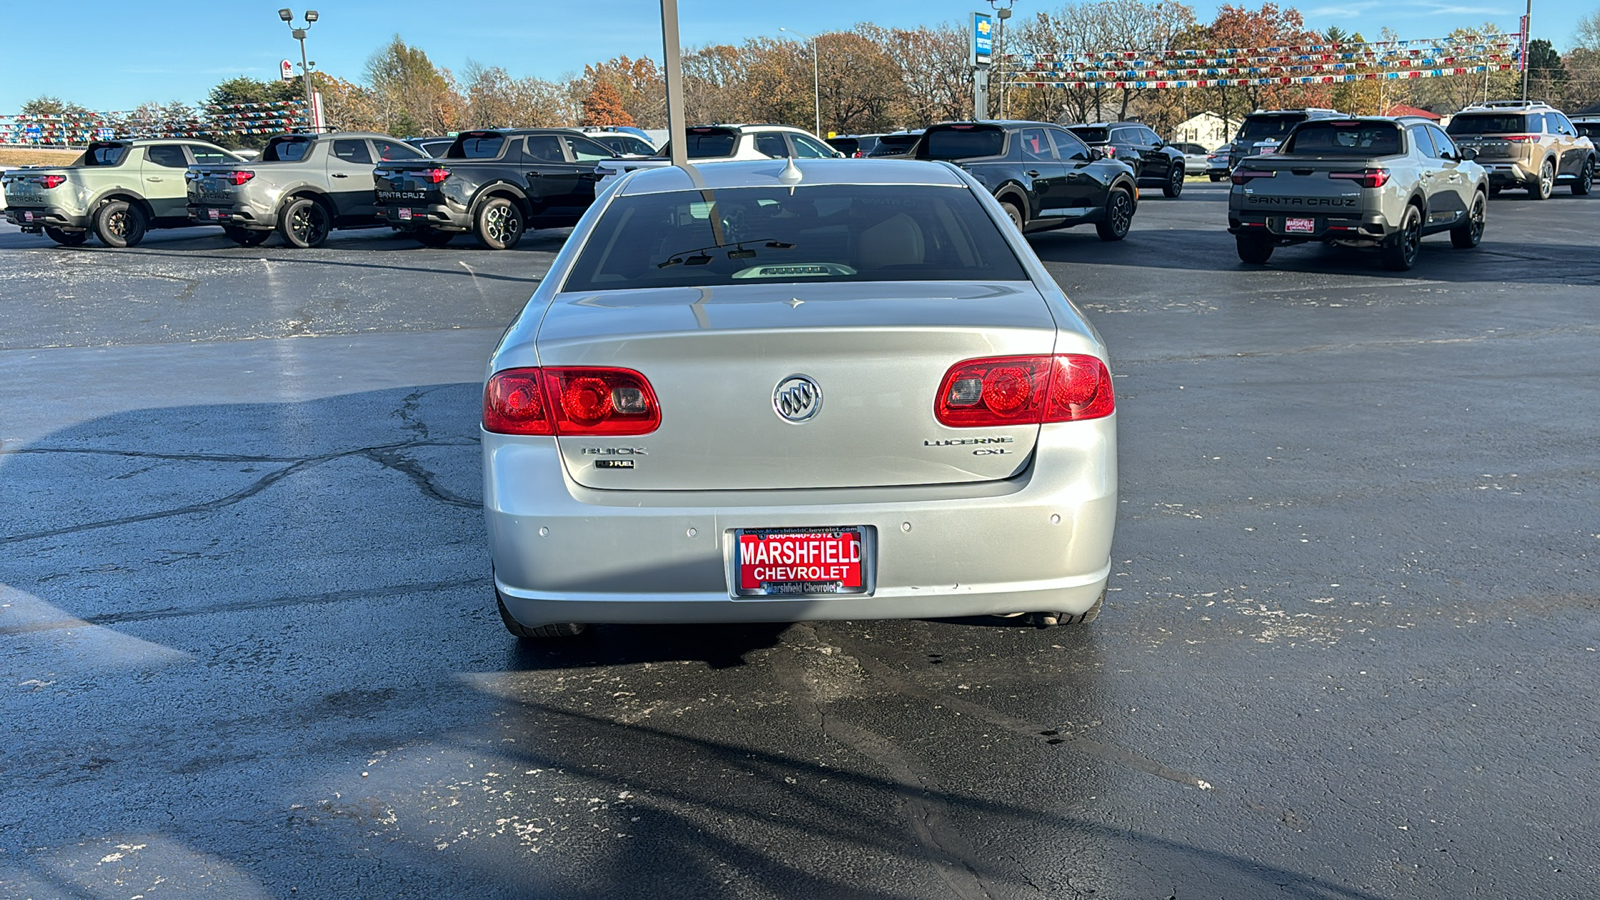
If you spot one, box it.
[780,27,822,136]
[278,8,319,131]
[1520,0,1532,101]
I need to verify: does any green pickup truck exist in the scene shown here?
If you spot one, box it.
[1,139,242,247]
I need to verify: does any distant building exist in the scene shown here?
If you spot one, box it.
[1171,112,1229,148]
[1385,104,1442,121]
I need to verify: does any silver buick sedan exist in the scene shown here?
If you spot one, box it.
[483,158,1117,637]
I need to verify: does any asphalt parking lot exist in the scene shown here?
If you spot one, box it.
[2,181,1597,899]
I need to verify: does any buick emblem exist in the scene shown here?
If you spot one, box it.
[773,375,822,423]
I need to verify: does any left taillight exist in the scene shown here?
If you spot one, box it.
[484,367,661,436]
[422,167,451,184]
[1328,168,1391,189]
[935,355,1114,428]
[223,171,254,186]
[38,174,66,189]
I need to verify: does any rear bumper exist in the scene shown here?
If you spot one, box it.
[377,202,469,231]
[485,419,1118,626]
[1228,208,1395,243]
[5,206,87,230]
[1478,161,1538,187]
[188,204,269,229]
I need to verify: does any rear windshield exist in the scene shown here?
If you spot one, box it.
[658,130,739,159]
[827,138,860,155]
[867,134,920,156]
[80,143,128,166]
[1446,114,1530,136]
[449,134,506,159]
[1283,122,1402,156]
[564,184,1026,292]
[1238,115,1303,142]
[922,128,1006,160]
[1067,126,1110,143]
[262,137,310,161]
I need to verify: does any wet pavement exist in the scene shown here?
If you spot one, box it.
[2,185,1597,899]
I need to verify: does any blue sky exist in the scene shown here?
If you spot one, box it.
[1,0,1584,113]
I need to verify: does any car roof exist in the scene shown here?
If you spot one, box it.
[614,158,968,196]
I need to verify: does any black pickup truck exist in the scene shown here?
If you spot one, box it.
[372,128,619,249]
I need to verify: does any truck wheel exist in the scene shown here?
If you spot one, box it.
[474,197,524,250]
[1450,193,1486,249]
[222,226,270,247]
[1162,165,1185,198]
[278,197,331,248]
[1381,205,1423,271]
[412,229,455,248]
[1573,158,1594,196]
[1530,160,1554,200]
[1235,233,1273,264]
[1209,173,1224,183]
[1094,189,1133,241]
[94,200,147,248]
[44,227,88,246]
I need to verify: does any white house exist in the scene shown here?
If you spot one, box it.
[1171,112,1230,149]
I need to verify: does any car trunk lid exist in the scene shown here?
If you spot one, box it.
[529,281,1059,491]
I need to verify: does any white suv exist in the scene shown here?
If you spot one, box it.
[595,124,842,189]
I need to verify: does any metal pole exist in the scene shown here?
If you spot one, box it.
[1521,0,1532,101]
[661,0,688,168]
[811,38,820,136]
[298,34,314,131]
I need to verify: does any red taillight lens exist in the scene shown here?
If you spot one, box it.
[935,355,1113,428]
[1328,168,1390,188]
[38,175,66,189]
[1231,168,1276,184]
[225,171,254,186]
[1502,135,1539,142]
[422,167,451,184]
[484,367,660,436]
[1102,145,1116,156]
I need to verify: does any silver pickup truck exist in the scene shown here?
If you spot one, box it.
[1228,116,1489,271]
[186,131,428,247]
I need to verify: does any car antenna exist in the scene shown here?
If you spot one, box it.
[779,157,802,189]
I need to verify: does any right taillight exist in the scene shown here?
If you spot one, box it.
[224,171,254,186]
[484,367,661,436]
[422,167,451,184]
[935,355,1113,428]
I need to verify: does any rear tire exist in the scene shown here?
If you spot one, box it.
[1209,173,1224,183]
[1450,192,1486,249]
[222,226,270,247]
[1162,165,1185,198]
[1000,200,1024,232]
[1235,233,1274,264]
[44,227,87,246]
[94,200,147,248]
[1573,157,1594,195]
[474,197,524,250]
[1382,205,1423,271]
[412,229,455,248]
[1095,188,1133,241]
[496,591,586,639]
[1530,159,1554,200]
[279,196,332,248]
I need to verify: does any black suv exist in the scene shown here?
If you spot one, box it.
[866,131,923,159]
[1065,122,1187,197]
[913,120,1139,240]
[1223,109,1346,171]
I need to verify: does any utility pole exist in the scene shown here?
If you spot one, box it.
[1521,0,1532,102]
[661,0,688,167]
[780,28,822,137]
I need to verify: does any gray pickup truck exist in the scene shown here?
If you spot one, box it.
[186,131,428,247]
[1228,116,1489,271]
[2,139,241,246]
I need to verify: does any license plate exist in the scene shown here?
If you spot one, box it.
[1259,145,1278,155]
[1285,217,1315,234]
[207,208,225,221]
[23,211,36,222]
[734,526,869,597]
[397,208,412,221]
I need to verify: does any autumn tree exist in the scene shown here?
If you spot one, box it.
[583,56,666,128]
[1409,24,1521,113]
[1204,4,1325,130]
[580,79,635,127]
[860,22,972,127]
[365,36,462,135]
[682,44,751,124]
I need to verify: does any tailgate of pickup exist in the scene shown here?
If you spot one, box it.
[373,164,445,205]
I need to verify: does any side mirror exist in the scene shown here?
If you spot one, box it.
[1088,148,1105,161]
[1460,147,1477,161]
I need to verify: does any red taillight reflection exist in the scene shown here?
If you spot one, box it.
[38,175,67,189]
[935,355,1113,428]
[422,167,451,184]
[484,367,660,436]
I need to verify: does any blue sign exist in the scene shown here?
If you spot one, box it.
[972,12,993,68]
